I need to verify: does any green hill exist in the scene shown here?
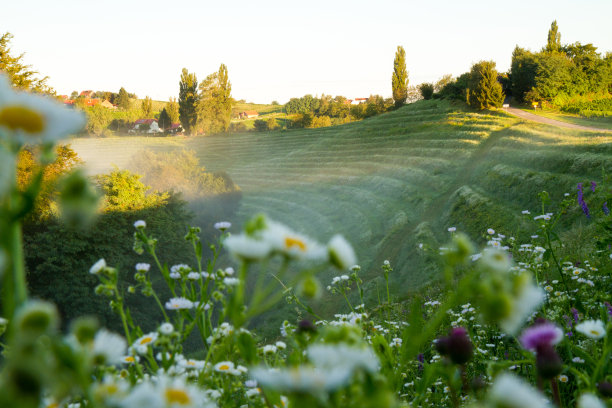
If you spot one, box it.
[71,100,612,326]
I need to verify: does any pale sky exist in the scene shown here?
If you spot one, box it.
[2,0,611,103]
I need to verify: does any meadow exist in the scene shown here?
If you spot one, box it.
[71,99,612,300]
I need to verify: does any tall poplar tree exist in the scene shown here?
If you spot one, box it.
[0,32,52,93]
[197,64,233,134]
[179,68,199,135]
[141,96,153,118]
[391,46,409,108]
[166,97,180,124]
[545,20,561,53]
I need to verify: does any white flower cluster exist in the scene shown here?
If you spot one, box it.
[223,215,356,269]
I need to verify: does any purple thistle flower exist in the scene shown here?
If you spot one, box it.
[591,181,597,192]
[566,331,573,337]
[519,322,564,351]
[604,202,609,216]
[563,314,572,328]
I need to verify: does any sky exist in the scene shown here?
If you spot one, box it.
[2,0,611,104]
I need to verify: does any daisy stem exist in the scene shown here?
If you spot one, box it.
[7,221,27,319]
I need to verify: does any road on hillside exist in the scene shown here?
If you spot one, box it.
[502,106,612,133]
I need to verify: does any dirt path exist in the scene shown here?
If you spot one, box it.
[503,107,612,133]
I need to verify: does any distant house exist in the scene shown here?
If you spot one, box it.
[100,100,117,110]
[79,90,95,98]
[239,110,259,119]
[131,119,162,134]
[82,98,100,107]
[351,98,368,105]
[167,123,184,135]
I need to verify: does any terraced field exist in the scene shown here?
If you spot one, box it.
[71,100,612,305]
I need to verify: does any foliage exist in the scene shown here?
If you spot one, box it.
[166,97,180,124]
[179,68,199,135]
[0,32,53,93]
[392,45,409,107]
[418,83,435,100]
[84,104,114,135]
[467,60,504,110]
[510,21,612,106]
[141,96,153,118]
[96,168,168,212]
[158,107,171,130]
[197,64,233,135]
[560,96,612,117]
[545,20,562,53]
[17,145,82,220]
[116,87,131,110]
[436,73,470,101]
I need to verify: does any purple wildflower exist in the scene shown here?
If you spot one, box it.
[571,308,580,323]
[591,181,597,192]
[519,322,564,351]
[563,315,572,328]
[577,183,590,218]
[605,301,612,317]
[435,327,473,365]
[566,331,573,337]
[604,202,609,216]
[417,353,424,371]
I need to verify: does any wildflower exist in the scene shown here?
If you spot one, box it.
[480,249,511,273]
[519,322,563,351]
[121,355,138,364]
[223,277,240,286]
[261,221,326,261]
[224,234,272,261]
[159,322,174,335]
[487,374,549,408]
[597,381,612,398]
[0,75,86,145]
[590,181,597,192]
[15,300,59,335]
[225,267,235,275]
[487,228,495,235]
[522,210,531,215]
[132,332,158,355]
[327,234,357,270]
[135,263,150,272]
[575,320,606,339]
[165,297,194,310]
[435,327,473,365]
[572,357,585,363]
[544,285,553,292]
[92,329,127,365]
[214,361,235,373]
[263,345,277,354]
[89,259,107,275]
[577,393,606,408]
[186,272,200,280]
[448,227,456,232]
[133,220,146,229]
[123,375,215,408]
[558,375,568,383]
[214,221,231,231]
[275,341,287,350]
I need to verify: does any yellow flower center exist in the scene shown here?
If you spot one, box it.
[124,356,135,363]
[165,388,191,405]
[285,237,306,251]
[590,330,600,336]
[218,364,230,370]
[102,384,119,395]
[46,404,59,408]
[139,336,153,345]
[187,361,195,366]
[0,105,45,134]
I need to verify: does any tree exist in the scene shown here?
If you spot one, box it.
[418,83,434,100]
[116,87,131,110]
[141,96,153,118]
[166,97,180,124]
[179,68,199,135]
[545,20,561,53]
[510,46,539,103]
[391,46,409,108]
[467,61,504,110]
[0,32,53,93]
[158,108,171,130]
[197,64,233,135]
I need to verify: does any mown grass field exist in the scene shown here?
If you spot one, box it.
[71,100,612,326]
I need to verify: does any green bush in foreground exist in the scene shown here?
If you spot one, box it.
[0,74,611,408]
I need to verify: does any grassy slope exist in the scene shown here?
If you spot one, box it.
[71,100,612,334]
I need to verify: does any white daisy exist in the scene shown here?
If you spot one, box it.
[92,329,127,365]
[133,220,146,229]
[577,393,606,408]
[575,320,606,339]
[165,297,194,310]
[135,263,150,272]
[214,221,231,231]
[159,322,174,335]
[89,258,106,275]
[328,234,357,270]
[224,234,272,261]
[488,374,549,408]
[0,75,86,145]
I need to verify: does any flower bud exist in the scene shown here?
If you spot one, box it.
[597,381,612,398]
[14,300,59,336]
[297,319,317,333]
[535,344,563,379]
[436,327,473,365]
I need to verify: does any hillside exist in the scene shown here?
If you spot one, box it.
[71,100,612,314]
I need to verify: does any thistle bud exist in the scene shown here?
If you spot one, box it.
[535,344,563,379]
[436,327,473,365]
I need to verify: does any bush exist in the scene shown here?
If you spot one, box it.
[418,83,435,100]
[467,61,504,110]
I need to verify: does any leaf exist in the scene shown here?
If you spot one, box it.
[236,331,258,365]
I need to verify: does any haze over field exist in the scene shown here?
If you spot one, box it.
[71,100,612,304]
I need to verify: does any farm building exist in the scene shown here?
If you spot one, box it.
[239,110,259,119]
